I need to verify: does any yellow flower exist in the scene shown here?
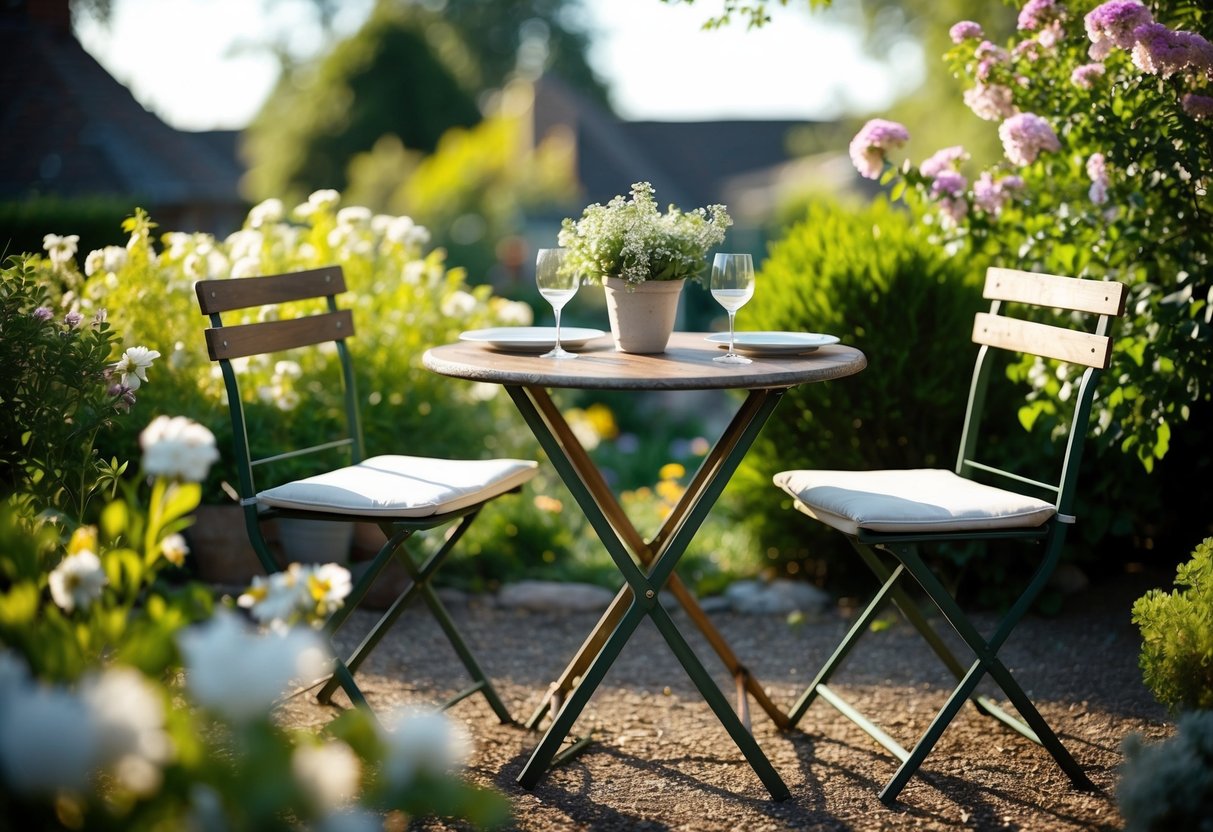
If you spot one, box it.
[68,526,98,556]
[658,462,685,481]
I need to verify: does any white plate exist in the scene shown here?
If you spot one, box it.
[704,331,840,356]
[459,327,606,353]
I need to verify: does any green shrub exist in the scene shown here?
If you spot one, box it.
[727,197,1002,595]
[0,256,129,521]
[1117,710,1213,832]
[1132,537,1213,714]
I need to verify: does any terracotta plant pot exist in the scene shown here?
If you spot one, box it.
[603,277,685,353]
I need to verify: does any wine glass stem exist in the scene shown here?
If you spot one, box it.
[728,310,736,352]
[554,309,562,350]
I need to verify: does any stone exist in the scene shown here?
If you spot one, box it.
[495,580,615,612]
[723,578,832,615]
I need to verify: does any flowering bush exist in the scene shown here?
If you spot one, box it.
[0,254,154,521]
[847,0,1212,472]
[557,181,733,287]
[0,414,511,829]
[26,193,537,502]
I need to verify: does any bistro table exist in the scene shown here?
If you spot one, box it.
[423,331,866,800]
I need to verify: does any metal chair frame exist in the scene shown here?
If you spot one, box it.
[196,265,516,721]
[782,267,1126,803]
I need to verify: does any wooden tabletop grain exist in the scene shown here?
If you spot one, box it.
[423,331,867,391]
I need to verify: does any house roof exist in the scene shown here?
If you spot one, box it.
[532,74,826,219]
[0,14,243,209]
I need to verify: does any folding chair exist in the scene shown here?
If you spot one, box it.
[772,267,1126,803]
[196,266,538,720]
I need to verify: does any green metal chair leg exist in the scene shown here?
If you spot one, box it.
[787,563,904,726]
[418,583,514,724]
[518,598,648,790]
[647,600,790,800]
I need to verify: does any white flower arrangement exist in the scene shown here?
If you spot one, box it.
[557,181,732,288]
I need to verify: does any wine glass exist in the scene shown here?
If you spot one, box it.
[536,247,580,359]
[711,252,755,365]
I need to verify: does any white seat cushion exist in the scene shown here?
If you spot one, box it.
[257,455,538,518]
[772,468,1055,536]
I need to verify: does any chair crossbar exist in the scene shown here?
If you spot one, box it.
[959,459,1060,497]
[252,438,355,468]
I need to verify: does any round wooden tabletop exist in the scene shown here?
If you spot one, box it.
[423,331,867,391]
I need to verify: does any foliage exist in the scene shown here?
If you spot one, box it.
[1131,536,1213,713]
[242,4,481,205]
[0,197,130,264]
[558,182,733,288]
[1117,710,1213,832]
[727,197,1017,594]
[847,0,1212,474]
[0,417,510,830]
[662,0,832,30]
[346,81,580,283]
[0,255,130,522]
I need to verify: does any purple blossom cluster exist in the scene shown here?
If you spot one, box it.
[1086,153,1110,205]
[1085,0,1154,59]
[973,172,1025,216]
[998,113,1062,166]
[1131,23,1213,78]
[848,119,910,180]
[1071,62,1107,89]
[1018,0,1063,31]
[949,20,983,44]
[1182,93,1213,119]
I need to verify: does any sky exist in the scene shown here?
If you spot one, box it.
[75,0,924,133]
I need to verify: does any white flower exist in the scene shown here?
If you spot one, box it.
[380,706,470,788]
[308,563,352,618]
[441,290,478,317]
[336,206,372,227]
[139,415,220,483]
[230,256,261,279]
[308,189,341,211]
[239,562,351,626]
[178,610,333,722]
[48,549,107,613]
[248,198,285,228]
[84,245,128,278]
[495,298,533,326]
[292,741,361,809]
[160,533,189,567]
[0,685,98,794]
[114,345,161,391]
[80,667,172,796]
[43,233,79,267]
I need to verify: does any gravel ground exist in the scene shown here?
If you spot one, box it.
[274,567,1173,831]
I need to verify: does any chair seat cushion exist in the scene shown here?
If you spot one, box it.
[257,455,538,518]
[772,468,1055,535]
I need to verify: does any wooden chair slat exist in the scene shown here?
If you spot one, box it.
[984,267,1126,316]
[196,266,346,314]
[972,312,1113,369]
[203,310,354,359]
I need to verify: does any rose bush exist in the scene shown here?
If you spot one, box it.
[847,0,1211,473]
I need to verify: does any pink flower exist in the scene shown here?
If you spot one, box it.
[1182,93,1213,120]
[1086,153,1110,205]
[931,170,968,198]
[1084,0,1153,60]
[949,20,984,43]
[1018,0,1063,32]
[1071,62,1107,89]
[919,146,969,179]
[975,40,1011,80]
[1131,24,1213,78]
[998,112,1061,166]
[848,119,910,180]
[973,171,1024,216]
[32,307,53,322]
[964,83,1017,121]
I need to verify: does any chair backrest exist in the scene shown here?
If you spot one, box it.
[195,266,364,502]
[956,267,1127,519]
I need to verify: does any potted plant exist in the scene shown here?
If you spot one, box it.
[558,181,732,353]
